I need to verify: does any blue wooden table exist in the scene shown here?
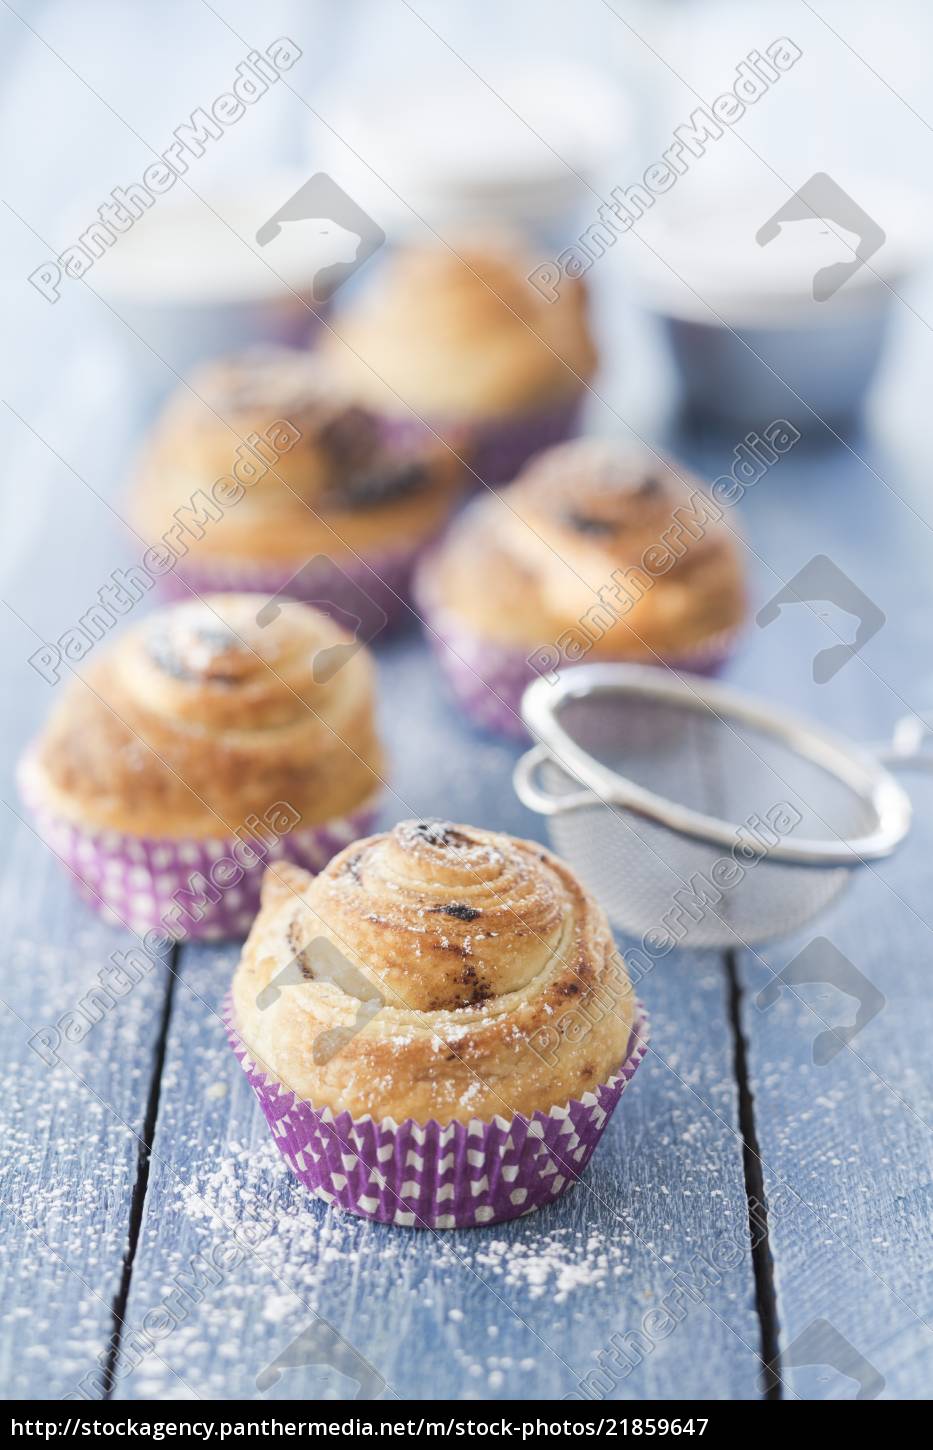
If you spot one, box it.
[0,0,931,1403]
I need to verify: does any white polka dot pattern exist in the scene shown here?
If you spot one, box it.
[226,996,649,1229]
[20,773,380,941]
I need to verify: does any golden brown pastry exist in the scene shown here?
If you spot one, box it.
[132,348,461,571]
[231,819,636,1125]
[23,594,383,840]
[323,238,597,421]
[423,437,746,660]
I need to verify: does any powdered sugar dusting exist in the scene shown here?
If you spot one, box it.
[474,1230,633,1304]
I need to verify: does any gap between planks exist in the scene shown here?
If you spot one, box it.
[99,945,784,1400]
[725,949,782,1399]
[103,945,180,1400]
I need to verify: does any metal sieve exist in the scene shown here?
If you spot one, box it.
[513,664,924,950]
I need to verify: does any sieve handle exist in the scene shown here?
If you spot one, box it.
[876,715,933,771]
[513,744,597,816]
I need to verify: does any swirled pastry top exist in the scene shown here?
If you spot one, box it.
[232,820,636,1125]
[134,348,461,560]
[323,239,598,419]
[423,438,746,658]
[24,595,383,838]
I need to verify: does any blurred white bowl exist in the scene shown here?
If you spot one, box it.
[93,173,333,388]
[313,61,630,249]
[626,177,932,431]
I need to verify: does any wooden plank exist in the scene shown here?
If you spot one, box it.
[683,422,933,1398]
[117,944,763,1402]
[0,0,385,1403]
[116,634,764,1400]
[20,0,931,1403]
[0,328,186,1399]
[0,816,177,1400]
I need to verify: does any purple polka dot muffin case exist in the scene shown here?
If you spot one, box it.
[229,819,647,1228]
[414,438,748,738]
[19,594,386,942]
[227,996,648,1229]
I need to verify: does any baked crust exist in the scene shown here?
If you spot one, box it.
[231,820,636,1125]
[424,438,747,657]
[132,348,461,564]
[25,594,383,839]
[323,239,598,419]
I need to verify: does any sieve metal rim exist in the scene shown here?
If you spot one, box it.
[518,664,912,867]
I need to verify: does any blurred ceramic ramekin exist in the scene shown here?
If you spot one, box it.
[93,173,335,390]
[626,176,932,431]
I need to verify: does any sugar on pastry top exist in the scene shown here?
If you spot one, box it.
[231,818,636,1125]
[133,348,461,562]
[322,238,598,419]
[23,595,383,839]
[422,437,747,658]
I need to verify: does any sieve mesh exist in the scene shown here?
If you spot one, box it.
[520,677,896,951]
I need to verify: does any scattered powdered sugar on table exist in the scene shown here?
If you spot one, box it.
[262,1291,300,1325]
[137,1114,639,1396]
[473,1228,633,1304]
[97,928,646,1399]
[175,1135,635,1309]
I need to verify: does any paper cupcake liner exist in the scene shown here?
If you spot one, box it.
[417,586,740,740]
[156,539,431,635]
[19,763,380,941]
[378,393,586,488]
[469,394,586,487]
[226,998,649,1228]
